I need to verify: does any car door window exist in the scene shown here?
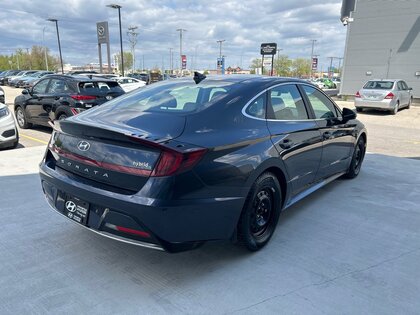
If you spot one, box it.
[48,79,68,93]
[32,79,50,94]
[302,85,338,119]
[268,84,308,120]
[401,81,409,90]
[245,94,266,119]
[397,81,403,90]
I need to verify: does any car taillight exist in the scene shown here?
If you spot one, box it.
[384,92,394,99]
[70,95,97,100]
[355,91,361,98]
[151,148,207,177]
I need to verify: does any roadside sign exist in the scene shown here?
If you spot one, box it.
[96,22,109,44]
[181,55,187,70]
[260,43,277,55]
[312,57,318,70]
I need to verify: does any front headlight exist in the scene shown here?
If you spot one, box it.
[0,107,9,118]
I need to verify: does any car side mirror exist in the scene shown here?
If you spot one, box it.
[22,89,29,95]
[408,87,413,90]
[342,107,356,122]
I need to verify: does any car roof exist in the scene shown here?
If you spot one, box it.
[40,74,116,83]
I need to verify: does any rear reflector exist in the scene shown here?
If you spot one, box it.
[71,95,97,101]
[105,223,151,238]
[384,92,395,99]
[355,91,361,98]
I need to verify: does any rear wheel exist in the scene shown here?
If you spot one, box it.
[391,101,399,115]
[58,113,68,120]
[344,137,366,179]
[15,107,32,129]
[407,97,412,109]
[238,172,282,251]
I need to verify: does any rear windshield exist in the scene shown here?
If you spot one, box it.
[363,81,394,90]
[101,80,236,114]
[78,81,122,93]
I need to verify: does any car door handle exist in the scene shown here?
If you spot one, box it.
[323,131,333,139]
[279,139,292,149]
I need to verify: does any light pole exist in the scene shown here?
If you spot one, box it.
[47,18,63,73]
[127,25,138,74]
[107,4,124,76]
[176,29,186,73]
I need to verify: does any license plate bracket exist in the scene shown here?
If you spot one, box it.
[63,195,90,225]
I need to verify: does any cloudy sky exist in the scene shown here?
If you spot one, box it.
[0,0,346,71]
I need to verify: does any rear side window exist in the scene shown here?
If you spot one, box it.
[78,81,122,93]
[268,84,308,120]
[47,79,70,93]
[363,81,394,90]
[302,85,338,119]
[245,94,266,119]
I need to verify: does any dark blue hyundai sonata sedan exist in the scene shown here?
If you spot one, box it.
[39,74,367,252]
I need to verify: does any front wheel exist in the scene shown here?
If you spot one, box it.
[407,97,412,109]
[344,137,366,179]
[15,107,32,129]
[238,172,282,251]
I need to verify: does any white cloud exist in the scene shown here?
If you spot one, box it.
[0,0,346,70]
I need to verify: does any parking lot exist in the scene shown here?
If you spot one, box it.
[1,85,420,314]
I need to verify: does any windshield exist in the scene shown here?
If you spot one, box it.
[102,80,235,114]
[363,81,394,90]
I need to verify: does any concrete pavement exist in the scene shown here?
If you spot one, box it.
[1,146,420,314]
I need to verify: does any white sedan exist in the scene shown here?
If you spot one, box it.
[117,77,146,92]
[0,103,19,149]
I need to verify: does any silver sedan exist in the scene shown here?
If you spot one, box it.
[354,79,413,115]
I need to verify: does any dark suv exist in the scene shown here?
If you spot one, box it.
[14,75,125,129]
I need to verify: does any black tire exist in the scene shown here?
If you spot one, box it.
[238,172,282,251]
[344,137,366,179]
[58,113,68,120]
[356,107,363,113]
[15,107,32,129]
[407,97,412,109]
[391,101,399,115]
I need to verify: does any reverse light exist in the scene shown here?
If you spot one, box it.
[70,95,97,101]
[384,92,395,99]
[355,91,361,98]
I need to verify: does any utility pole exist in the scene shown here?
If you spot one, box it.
[169,48,173,73]
[176,28,186,73]
[217,40,225,74]
[217,40,225,59]
[276,48,283,76]
[310,39,317,79]
[47,18,64,74]
[127,26,138,74]
[42,27,49,71]
[327,56,336,78]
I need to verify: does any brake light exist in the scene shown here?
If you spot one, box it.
[151,148,207,177]
[70,95,97,101]
[105,223,151,238]
[355,91,361,98]
[384,92,394,99]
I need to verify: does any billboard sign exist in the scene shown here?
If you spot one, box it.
[260,43,277,55]
[96,21,110,44]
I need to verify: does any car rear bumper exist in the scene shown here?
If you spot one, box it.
[39,160,246,252]
[354,98,395,109]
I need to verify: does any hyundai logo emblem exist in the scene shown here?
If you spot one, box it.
[77,141,90,151]
[65,201,77,213]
